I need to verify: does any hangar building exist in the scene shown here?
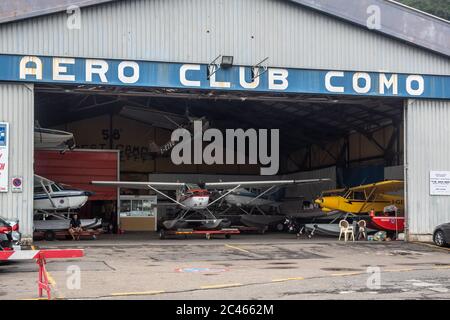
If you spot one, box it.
[0,0,449,242]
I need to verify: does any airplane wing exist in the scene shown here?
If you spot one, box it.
[34,174,54,187]
[348,180,404,193]
[204,179,331,190]
[91,181,186,190]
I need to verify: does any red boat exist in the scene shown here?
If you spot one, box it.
[369,216,405,232]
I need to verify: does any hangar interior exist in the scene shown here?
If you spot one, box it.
[33,83,405,232]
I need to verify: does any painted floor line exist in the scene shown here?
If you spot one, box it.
[412,242,450,252]
[331,272,364,277]
[433,265,450,269]
[200,283,243,289]
[384,268,414,272]
[110,290,166,297]
[225,244,251,254]
[272,277,304,282]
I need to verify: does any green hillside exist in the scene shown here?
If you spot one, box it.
[396,0,450,20]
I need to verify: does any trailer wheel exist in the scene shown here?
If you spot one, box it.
[225,234,231,239]
[159,229,166,240]
[44,231,56,241]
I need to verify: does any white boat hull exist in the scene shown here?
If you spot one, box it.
[34,128,75,150]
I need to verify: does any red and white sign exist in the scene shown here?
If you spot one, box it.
[0,122,9,192]
[11,176,23,193]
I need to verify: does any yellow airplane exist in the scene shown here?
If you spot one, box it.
[315,180,404,214]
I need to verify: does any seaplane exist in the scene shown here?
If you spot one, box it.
[34,175,94,212]
[34,122,76,151]
[213,182,331,230]
[92,178,331,230]
[313,180,405,233]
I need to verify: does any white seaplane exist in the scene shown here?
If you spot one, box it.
[34,175,93,212]
[92,179,330,230]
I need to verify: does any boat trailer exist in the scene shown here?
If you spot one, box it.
[159,228,240,240]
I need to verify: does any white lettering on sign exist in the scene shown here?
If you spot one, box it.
[180,64,201,87]
[353,72,371,94]
[268,68,289,90]
[239,67,260,89]
[325,71,345,93]
[13,55,428,98]
[20,56,43,80]
[86,59,109,83]
[209,72,231,88]
[53,58,75,81]
[379,74,398,95]
[406,75,425,96]
[118,61,139,84]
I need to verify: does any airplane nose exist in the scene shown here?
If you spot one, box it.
[315,198,323,204]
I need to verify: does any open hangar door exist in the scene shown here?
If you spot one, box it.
[34,84,405,234]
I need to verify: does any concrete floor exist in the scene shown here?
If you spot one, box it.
[1,232,449,300]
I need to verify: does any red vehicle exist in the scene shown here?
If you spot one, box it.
[0,216,21,248]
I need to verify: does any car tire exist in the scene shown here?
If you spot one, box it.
[433,230,447,247]
[44,230,56,241]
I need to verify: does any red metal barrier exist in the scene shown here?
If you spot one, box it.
[0,249,84,299]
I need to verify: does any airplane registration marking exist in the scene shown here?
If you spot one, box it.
[225,244,251,254]
[271,277,304,282]
[200,283,243,289]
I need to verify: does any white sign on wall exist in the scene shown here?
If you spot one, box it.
[0,122,9,192]
[430,171,450,195]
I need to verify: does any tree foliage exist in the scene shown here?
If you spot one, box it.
[397,0,450,21]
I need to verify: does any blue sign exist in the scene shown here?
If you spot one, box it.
[0,54,448,99]
[0,123,7,147]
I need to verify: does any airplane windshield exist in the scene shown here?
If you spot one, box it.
[53,183,64,191]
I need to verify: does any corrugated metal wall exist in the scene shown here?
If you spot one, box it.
[0,83,34,239]
[405,99,450,241]
[0,0,449,75]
